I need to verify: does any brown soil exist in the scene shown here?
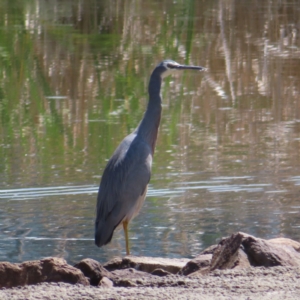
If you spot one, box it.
[0,266,299,300]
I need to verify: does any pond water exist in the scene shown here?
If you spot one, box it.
[0,0,299,264]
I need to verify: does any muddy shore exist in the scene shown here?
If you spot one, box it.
[0,266,299,300]
[1,232,300,299]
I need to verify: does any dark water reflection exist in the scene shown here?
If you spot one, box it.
[0,0,299,264]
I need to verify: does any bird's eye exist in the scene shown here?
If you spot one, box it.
[167,63,177,69]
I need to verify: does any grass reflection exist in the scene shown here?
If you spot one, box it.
[0,0,299,262]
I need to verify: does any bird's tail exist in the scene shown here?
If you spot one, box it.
[94,220,114,247]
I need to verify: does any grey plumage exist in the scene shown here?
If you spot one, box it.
[95,60,205,255]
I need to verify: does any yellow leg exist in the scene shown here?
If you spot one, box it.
[123,220,130,255]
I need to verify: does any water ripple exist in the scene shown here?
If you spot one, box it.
[0,180,277,200]
[0,185,184,200]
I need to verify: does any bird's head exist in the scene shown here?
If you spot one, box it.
[156,59,206,78]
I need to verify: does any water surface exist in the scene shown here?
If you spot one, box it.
[0,0,299,264]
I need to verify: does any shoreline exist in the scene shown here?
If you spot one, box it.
[1,232,300,299]
[0,266,300,300]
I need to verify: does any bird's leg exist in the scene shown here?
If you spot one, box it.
[123,220,130,255]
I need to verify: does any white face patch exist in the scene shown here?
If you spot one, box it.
[161,68,176,78]
[160,61,181,78]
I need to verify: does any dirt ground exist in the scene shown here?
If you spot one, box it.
[0,266,299,300]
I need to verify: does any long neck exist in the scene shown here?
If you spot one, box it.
[136,70,162,154]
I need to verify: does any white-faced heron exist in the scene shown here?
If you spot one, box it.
[95,59,206,255]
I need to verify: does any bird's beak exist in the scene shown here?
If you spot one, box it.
[167,63,207,71]
[176,64,207,71]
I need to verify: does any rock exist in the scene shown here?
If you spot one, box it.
[110,268,152,278]
[197,232,300,272]
[0,257,89,288]
[74,259,153,287]
[98,276,113,288]
[74,258,110,286]
[25,257,89,286]
[110,268,152,287]
[184,233,250,276]
[210,232,246,270]
[151,268,172,276]
[104,256,189,274]
[187,267,210,277]
[38,257,89,285]
[268,238,300,252]
[179,254,212,275]
[243,235,300,267]
[102,256,123,271]
[0,262,24,288]
[185,232,300,276]
[234,248,251,269]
